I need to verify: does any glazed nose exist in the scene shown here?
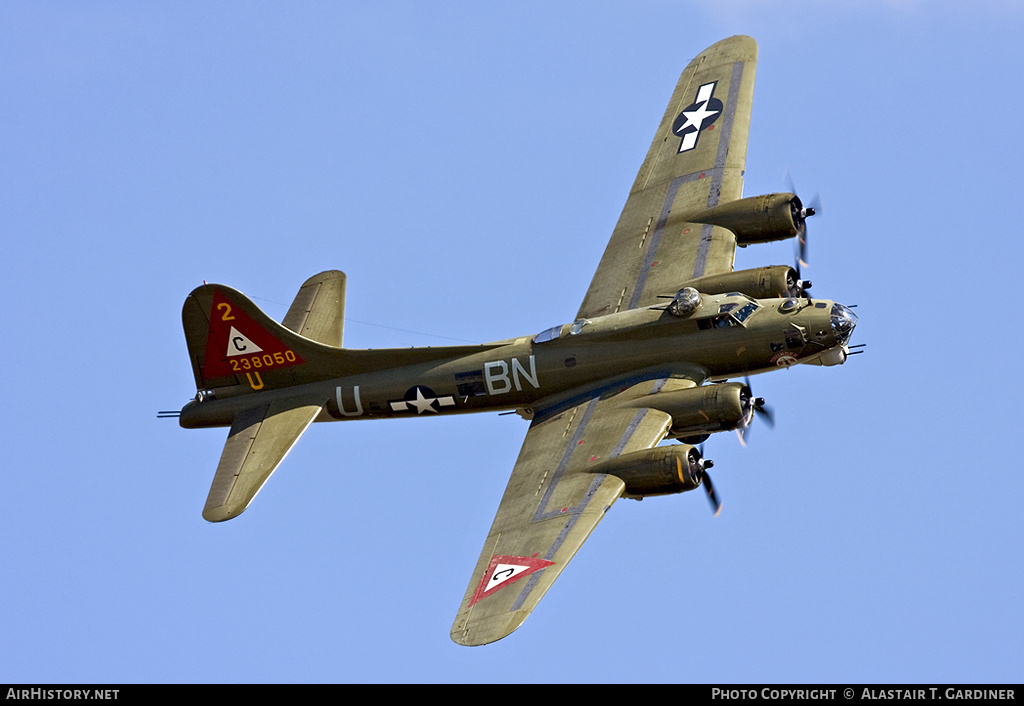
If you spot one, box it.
[830,302,857,345]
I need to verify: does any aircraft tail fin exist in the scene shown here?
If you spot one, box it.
[182,269,494,399]
[181,271,347,394]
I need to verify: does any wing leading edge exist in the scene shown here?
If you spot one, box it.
[451,374,705,646]
[577,36,757,320]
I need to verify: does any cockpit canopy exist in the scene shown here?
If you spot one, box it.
[696,294,761,329]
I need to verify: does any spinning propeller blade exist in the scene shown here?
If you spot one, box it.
[785,173,821,278]
[736,377,774,446]
[696,443,721,516]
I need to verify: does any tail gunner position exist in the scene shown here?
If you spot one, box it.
[171,36,857,646]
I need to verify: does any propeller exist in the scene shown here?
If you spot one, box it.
[793,194,819,268]
[686,378,777,515]
[785,174,822,291]
[786,265,812,300]
[702,467,722,517]
[695,443,721,516]
[736,377,774,447]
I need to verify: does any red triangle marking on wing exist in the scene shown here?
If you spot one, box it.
[469,554,555,606]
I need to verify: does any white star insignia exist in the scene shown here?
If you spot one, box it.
[676,101,719,135]
[674,81,721,153]
[407,387,438,414]
[389,387,458,414]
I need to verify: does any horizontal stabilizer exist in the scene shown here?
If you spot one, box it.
[203,400,323,522]
[282,270,346,347]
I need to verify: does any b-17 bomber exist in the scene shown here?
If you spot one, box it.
[171,36,858,646]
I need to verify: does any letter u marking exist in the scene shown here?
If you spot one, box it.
[336,385,363,417]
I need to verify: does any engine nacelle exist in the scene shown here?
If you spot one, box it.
[642,383,751,439]
[678,265,798,300]
[590,445,704,498]
[686,192,804,245]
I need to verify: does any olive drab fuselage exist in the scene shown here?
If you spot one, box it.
[179,290,855,430]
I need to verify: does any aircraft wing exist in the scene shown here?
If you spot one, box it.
[452,376,698,646]
[577,36,757,320]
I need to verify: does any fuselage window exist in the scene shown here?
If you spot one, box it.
[732,302,759,323]
[698,315,737,330]
[697,301,759,330]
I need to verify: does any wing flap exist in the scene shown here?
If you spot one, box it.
[451,379,680,646]
[202,400,323,522]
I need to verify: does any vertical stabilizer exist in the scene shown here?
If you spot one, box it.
[181,271,347,394]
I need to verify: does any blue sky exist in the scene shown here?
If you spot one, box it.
[2,1,1022,683]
